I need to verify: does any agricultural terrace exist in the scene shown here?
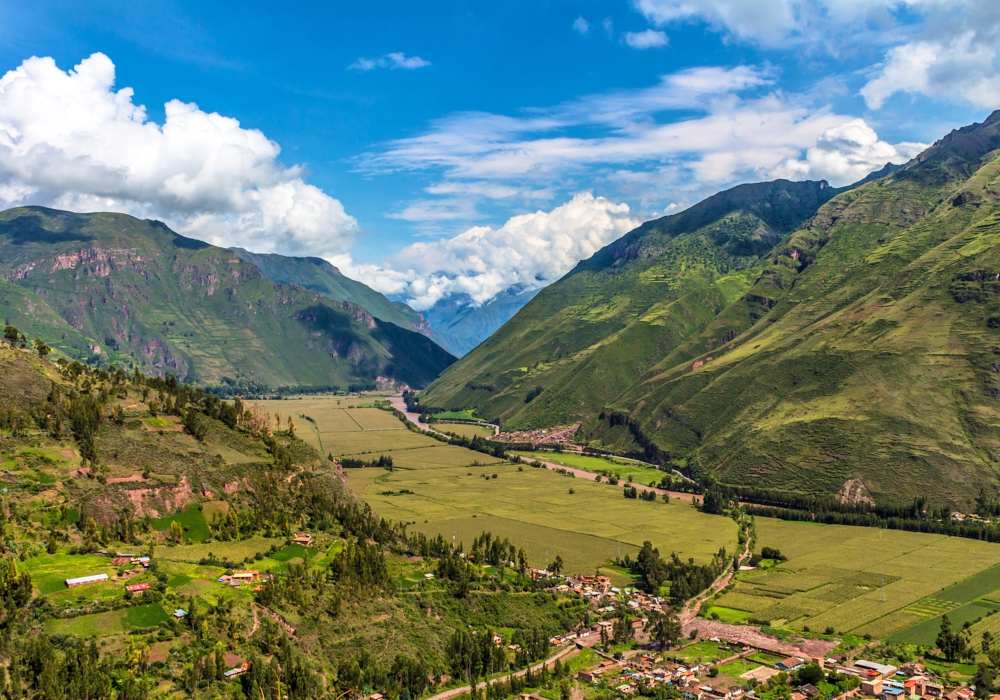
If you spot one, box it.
[713,518,1000,641]
[513,450,667,484]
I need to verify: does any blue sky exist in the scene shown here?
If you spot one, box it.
[0,0,997,308]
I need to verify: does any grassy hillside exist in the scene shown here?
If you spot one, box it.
[423,110,1000,505]
[0,207,454,391]
[230,247,446,347]
[421,179,843,426]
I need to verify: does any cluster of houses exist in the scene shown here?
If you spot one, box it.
[64,551,152,589]
[575,648,990,700]
[217,569,267,589]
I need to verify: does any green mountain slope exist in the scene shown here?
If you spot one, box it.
[420,178,844,425]
[229,247,445,346]
[0,207,454,390]
[425,110,1000,505]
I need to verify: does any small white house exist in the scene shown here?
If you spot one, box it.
[65,573,109,588]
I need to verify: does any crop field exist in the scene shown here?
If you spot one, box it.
[889,601,1000,645]
[258,397,414,454]
[512,451,666,484]
[347,455,737,578]
[45,610,126,636]
[125,603,171,628]
[441,423,495,439]
[157,536,284,563]
[150,503,211,543]
[23,552,118,595]
[344,445,505,474]
[712,518,1000,639]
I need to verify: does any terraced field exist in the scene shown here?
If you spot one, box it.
[713,520,1000,640]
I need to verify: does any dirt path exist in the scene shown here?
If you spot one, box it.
[680,527,751,624]
[250,603,260,636]
[422,637,589,700]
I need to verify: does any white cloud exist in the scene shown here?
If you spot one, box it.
[769,118,926,182]
[861,33,1000,108]
[603,17,615,37]
[350,193,640,309]
[349,52,431,70]
[625,29,669,49]
[362,66,916,191]
[0,53,358,258]
[633,0,1000,108]
[573,16,590,35]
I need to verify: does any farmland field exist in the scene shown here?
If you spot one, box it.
[713,518,1000,639]
[440,423,495,439]
[346,457,737,579]
[512,451,665,484]
[150,503,211,543]
[259,397,412,455]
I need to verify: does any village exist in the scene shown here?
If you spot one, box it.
[535,574,996,700]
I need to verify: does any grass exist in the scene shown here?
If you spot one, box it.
[125,603,170,628]
[157,536,284,564]
[150,503,211,543]
[670,641,734,664]
[716,658,761,680]
[22,551,117,595]
[888,600,1000,646]
[434,409,476,420]
[346,442,737,576]
[270,543,316,563]
[45,610,125,636]
[513,451,665,484]
[728,519,1000,638]
[706,606,752,623]
[201,500,230,526]
[442,424,495,439]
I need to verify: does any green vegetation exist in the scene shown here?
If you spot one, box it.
[124,603,171,628]
[151,503,211,543]
[422,112,1000,506]
[0,207,454,392]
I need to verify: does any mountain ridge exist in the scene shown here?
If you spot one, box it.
[0,206,455,392]
[420,110,1000,505]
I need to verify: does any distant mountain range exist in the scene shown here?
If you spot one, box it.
[0,208,454,393]
[417,288,540,357]
[421,110,1000,505]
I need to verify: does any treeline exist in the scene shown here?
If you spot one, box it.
[383,403,509,460]
[621,541,729,604]
[341,455,393,469]
[446,626,552,683]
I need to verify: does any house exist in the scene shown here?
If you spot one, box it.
[224,663,250,679]
[231,570,259,582]
[111,557,131,566]
[578,670,596,683]
[292,533,313,546]
[65,573,109,588]
[855,661,897,679]
[797,685,820,697]
[125,583,150,593]
[860,680,883,696]
[777,657,805,672]
[173,609,187,619]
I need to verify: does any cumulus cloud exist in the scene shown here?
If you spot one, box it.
[573,17,590,35]
[0,53,358,257]
[349,52,431,70]
[633,0,1000,109]
[625,29,669,49]
[350,193,640,309]
[770,119,926,182]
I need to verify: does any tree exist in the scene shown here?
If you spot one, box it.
[973,664,996,699]
[548,555,563,575]
[937,615,967,661]
[170,520,184,543]
[650,611,682,650]
[3,325,18,345]
[33,338,51,358]
[795,664,825,687]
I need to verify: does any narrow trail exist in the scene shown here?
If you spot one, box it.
[250,603,260,635]
[681,530,752,625]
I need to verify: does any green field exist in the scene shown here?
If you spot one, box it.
[347,457,736,577]
[270,543,316,563]
[513,451,666,484]
[713,518,1000,639]
[45,610,125,636]
[260,399,415,455]
[151,503,211,543]
[441,423,495,439]
[22,552,117,595]
[157,536,284,563]
[125,603,170,628]
[669,641,734,664]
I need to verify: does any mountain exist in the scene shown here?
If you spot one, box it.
[420,288,540,357]
[229,248,444,346]
[421,177,844,423]
[0,207,455,391]
[422,110,1000,505]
